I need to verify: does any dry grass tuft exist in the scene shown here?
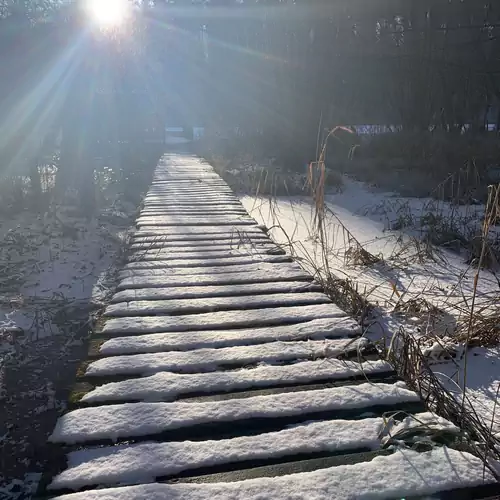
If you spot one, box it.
[387,327,500,473]
[394,297,443,317]
[454,310,500,348]
[315,273,373,323]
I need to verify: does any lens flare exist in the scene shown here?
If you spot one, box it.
[86,0,130,27]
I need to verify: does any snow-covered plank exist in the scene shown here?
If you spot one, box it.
[137,218,256,228]
[118,265,286,278]
[134,226,264,237]
[131,235,269,245]
[147,185,230,188]
[149,180,229,184]
[148,187,231,190]
[147,193,234,196]
[128,242,277,253]
[139,213,250,219]
[130,237,269,247]
[128,246,281,258]
[102,304,346,335]
[142,202,244,208]
[145,187,232,192]
[50,417,383,490]
[121,262,300,275]
[140,209,248,216]
[143,196,238,203]
[111,280,317,302]
[85,339,357,377]
[117,269,311,290]
[49,382,420,444]
[152,175,221,179]
[146,190,234,196]
[49,413,457,491]
[48,448,494,499]
[83,356,385,402]
[142,194,235,199]
[104,292,331,317]
[125,255,289,268]
[99,318,361,355]
[129,244,277,254]
[128,248,279,260]
[146,189,233,194]
[144,196,235,201]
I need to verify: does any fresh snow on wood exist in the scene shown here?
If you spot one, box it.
[145,191,235,196]
[118,260,292,280]
[101,304,348,335]
[118,263,300,278]
[142,201,244,207]
[104,292,331,317]
[49,448,494,499]
[86,339,357,377]
[140,211,249,218]
[126,255,289,267]
[127,248,281,262]
[49,382,419,444]
[129,242,276,253]
[49,417,385,490]
[134,226,264,237]
[142,200,241,206]
[117,269,311,290]
[99,318,361,355]
[121,260,300,274]
[110,281,321,303]
[140,201,241,207]
[140,207,246,213]
[137,218,256,227]
[130,237,269,247]
[82,355,385,402]
[49,412,458,491]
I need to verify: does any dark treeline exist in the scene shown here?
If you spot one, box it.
[0,0,499,205]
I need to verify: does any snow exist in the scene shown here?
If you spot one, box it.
[50,416,386,489]
[141,206,246,212]
[111,281,321,303]
[125,255,289,268]
[133,226,264,237]
[117,268,311,290]
[240,177,500,434]
[137,217,257,228]
[82,355,385,403]
[51,447,493,499]
[127,248,282,262]
[104,292,331,317]
[49,382,420,444]
[122,258,299,271]
[129,242,276,253]
[131,230,264,241]
[433,346,500,438]
[85,339,361,377]
[119,263,301,277]
[101,304,348,335]
[99,317,361,355]
[130,237,269,248]
[142,202,244,208]
[0,213,126,341]
[0,190,135,492]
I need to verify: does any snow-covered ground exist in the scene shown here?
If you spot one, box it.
[0,202,135,498]
[241,177,500,435]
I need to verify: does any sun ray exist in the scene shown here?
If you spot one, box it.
[86,0,130,28]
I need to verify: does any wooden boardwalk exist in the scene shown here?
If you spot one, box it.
[39,155,498,499]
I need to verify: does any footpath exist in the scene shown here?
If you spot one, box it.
[37,154,498,499]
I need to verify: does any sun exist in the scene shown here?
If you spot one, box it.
[86,0,130,27]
